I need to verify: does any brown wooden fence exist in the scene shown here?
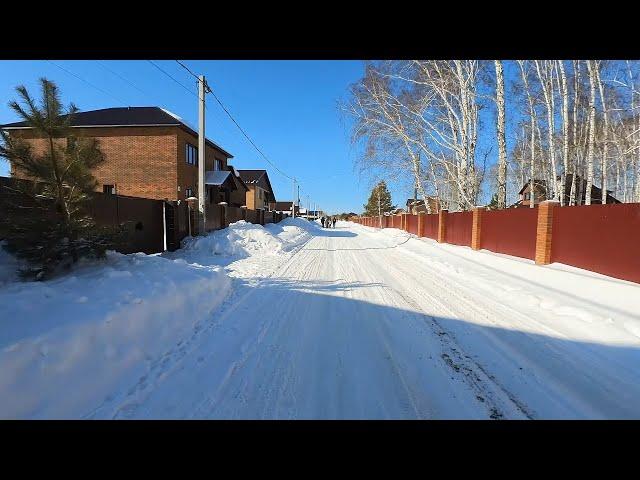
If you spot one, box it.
[353,201,640,284]
[0,177,286,257]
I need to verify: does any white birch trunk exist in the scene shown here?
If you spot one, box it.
[585,60,597,205]
[495,60,507,209]
[558,61,570,206]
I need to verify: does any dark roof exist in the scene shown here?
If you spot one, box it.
[518,179,548,195]
[236,169,265,184]
[237,169,275,202]
[1,106,233,158]
[274,201,293,211]
[205,170,233,186]
[238,169,275,192]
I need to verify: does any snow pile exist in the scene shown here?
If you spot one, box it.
[0,251,231,419]
[179,218,316,262]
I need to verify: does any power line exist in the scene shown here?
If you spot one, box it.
[95,61,152,102]
[47,60,127,105]
[175,60,294,182]
[175,60,201,83]
[147,60,198,98]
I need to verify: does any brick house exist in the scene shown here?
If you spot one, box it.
[2,106,236,203]
[515,175,621,207]
[205,169,248,208]
[405,197,441,214]
[237,169,276,210]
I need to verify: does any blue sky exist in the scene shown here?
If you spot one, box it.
[0,60,514,213]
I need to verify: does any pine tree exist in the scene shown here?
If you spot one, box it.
[363,181,394,216]
[0,78,119,280]
[487,192,499,210]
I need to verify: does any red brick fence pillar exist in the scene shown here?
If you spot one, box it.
[535,200,559,265]
[437,209,448,243]
[471,206,485,251]
[417,213,425,237]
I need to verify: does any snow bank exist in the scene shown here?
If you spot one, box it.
[0,217,318,418]
[351,221,640,346]
[0,251,231,419]
[178,218,316,263]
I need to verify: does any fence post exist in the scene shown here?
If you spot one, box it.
[535,200,559,265]
[221,204,227,229]
[471,206,486,251]
[417,213,425,237]
[186,198,198,235]
[402,213,408,231]
[437,209,448,243]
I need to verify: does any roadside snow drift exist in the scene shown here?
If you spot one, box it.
[0,217,318,419]
[179,218,317,259]
[169,218,318,279]
[0,250,231,419]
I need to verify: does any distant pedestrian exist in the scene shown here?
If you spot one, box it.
[332,217,337,228]
[321,216,326,228]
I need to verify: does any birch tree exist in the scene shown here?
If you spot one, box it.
[558,60,570,206]
[495,60,507,209]
[585,60,598,205]
[535,60,558,200]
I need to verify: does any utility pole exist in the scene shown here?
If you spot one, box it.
[297,185,300,216]
[198,75,207,234]
[292,178,296,218]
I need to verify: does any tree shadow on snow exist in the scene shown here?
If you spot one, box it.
[213,275,640,420]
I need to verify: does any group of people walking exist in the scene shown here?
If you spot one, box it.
[320,216,337,229]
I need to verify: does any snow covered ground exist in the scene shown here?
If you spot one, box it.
[0,218,315,419]
[1,218,639,419]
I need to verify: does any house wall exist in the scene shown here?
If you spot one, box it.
[10,126,233,202]
[176,128,230,202]
[245,184,271,210]
[10,127,178,201]
[246,185,257,209]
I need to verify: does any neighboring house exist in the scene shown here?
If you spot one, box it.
[237,169,276,210]
[205,168,248,208]
[1,106,236,202]
[405,197,441,214]
[515,175,621,207]
[274,201,298,216]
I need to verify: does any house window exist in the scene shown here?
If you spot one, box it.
[186,143,198,165]
[215,158,223,170]
[185,187,194,198]
[524,193,530,200]
[103,184,116,195]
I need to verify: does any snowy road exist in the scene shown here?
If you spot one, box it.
[98,221,640,419]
